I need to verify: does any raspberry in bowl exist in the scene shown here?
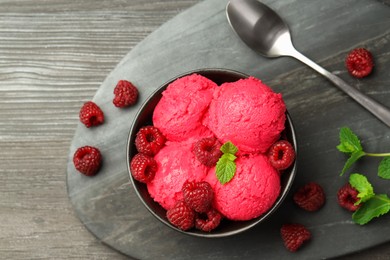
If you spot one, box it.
[127,68,297,238]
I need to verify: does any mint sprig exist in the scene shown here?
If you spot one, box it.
[340,150,365,176]
[215,141,238,184]
[352,194,390,225]
[378,157,390,179]
[337,127,363,153]
[348,173,390,225]
[337,127,390,178]
[349,173,374,205]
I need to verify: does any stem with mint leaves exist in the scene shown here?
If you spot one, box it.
[348,173,390,225]
[336,127,390,179]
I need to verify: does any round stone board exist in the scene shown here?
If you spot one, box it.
[66,0,390,259]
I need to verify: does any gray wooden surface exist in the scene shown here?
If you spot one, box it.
[1,0,390,259]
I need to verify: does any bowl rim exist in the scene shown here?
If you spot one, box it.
[126,68,297,238]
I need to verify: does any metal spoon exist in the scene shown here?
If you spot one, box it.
[226,0,390,127]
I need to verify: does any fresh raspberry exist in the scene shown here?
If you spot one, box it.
[293,182,326,212]
[345,48,374,78]
[135,126,166,156]
[195,208,223,232]
[337,183,361,212]
[280,223,311,252]
[268,140,295,171]
[130,153,157,183]
[113,80,139,107]
[193,137,223,167]
[73,146,102,176]
[166,200,195,231]
[79,101,104,128]
[182,181,214,213]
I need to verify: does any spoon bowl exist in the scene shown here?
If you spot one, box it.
[227,0,291,57]
[227,0,390,127]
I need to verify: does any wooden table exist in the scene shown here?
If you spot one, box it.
[1,0,389,259]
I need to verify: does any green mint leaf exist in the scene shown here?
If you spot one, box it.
[378,157,390,179]
[220,141,238,155]
[337,127,363,154]
[224,153,237,161]
[340,150,365,176]
[215,141,238,184]
[349,173,375,204]
[352,194,390,225]
[216,155,236,184]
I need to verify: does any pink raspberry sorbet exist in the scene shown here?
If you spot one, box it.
[153,74,217,142]
[147,141,209,210]
[205,154,281,221]
[204,77,286,154]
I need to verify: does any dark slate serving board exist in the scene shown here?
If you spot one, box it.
[66,0,390,259]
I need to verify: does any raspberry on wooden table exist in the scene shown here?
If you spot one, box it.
[130,153,158,183]
[135,125,166,156]
[113,80,139,107]
[182,181,214,213]
[167,200,195,231]
[280,223,311,252]
[73,146,102,176]
[345,48,374,78]
[79,101,104,128]
[293,182,326,212]
[337,183,361,212]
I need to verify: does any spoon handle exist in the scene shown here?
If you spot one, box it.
[290,49,390,127]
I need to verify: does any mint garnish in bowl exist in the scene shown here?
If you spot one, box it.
[215,141,238,184]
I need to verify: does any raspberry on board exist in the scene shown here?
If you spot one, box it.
[193,137,223,167]
[268,140,295,171]
[182,181,214,213]
[113,80,139,107]
[345,48,374,78]
[167,200,195,231]
[195,208,223,232]
[337,183,361,212]
[79,101,104,128]
[73,146,102,176]
[281,223,311,252]
[293,182,326,212]
[135,125,166,156]
[130,153,158,183]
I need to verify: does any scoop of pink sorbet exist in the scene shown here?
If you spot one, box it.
[153,74,217,142]
[147,141,208,210]
[204,77,286,154]
[205,154,281,221]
